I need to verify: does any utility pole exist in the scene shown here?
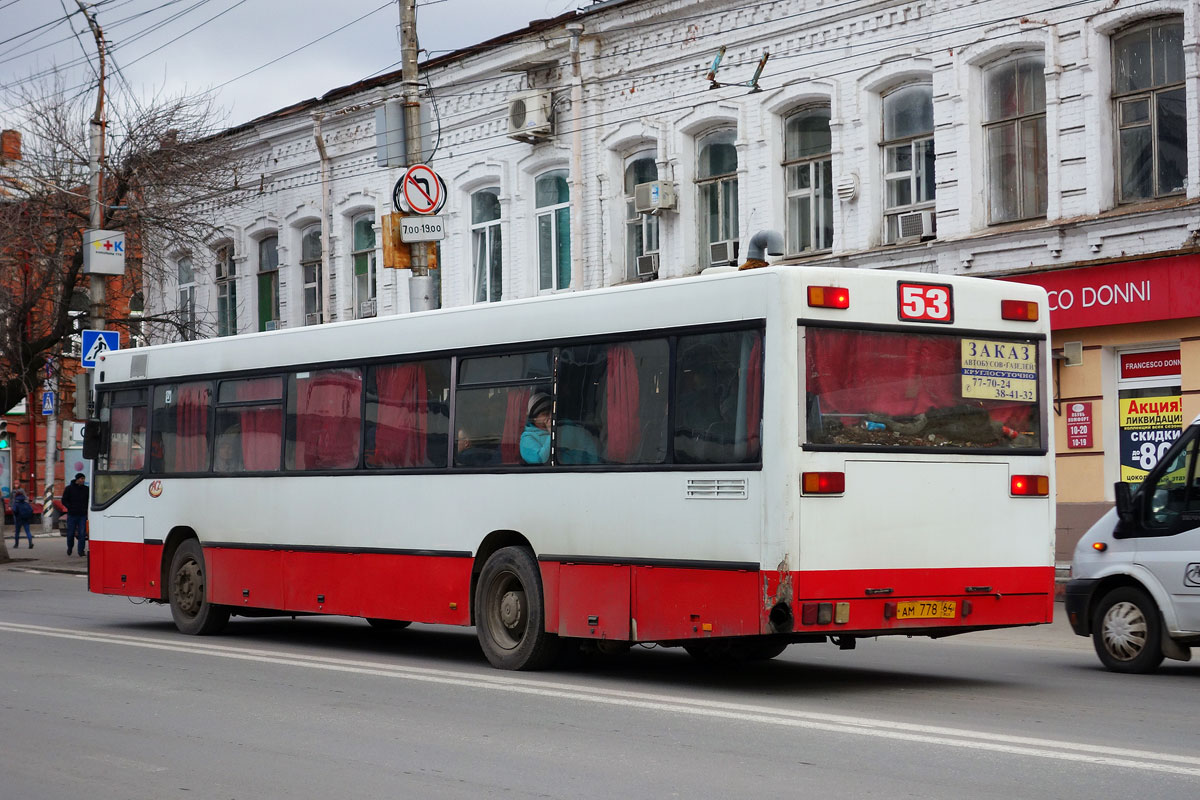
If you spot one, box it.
[400,0,436,312]
[76,0,107,330]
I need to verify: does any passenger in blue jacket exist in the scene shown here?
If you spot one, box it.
[11,489,34,548]
[520,393,552,465]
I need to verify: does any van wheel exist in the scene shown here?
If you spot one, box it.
[1092,587,1164,673]
[168,539,230,635]
[475,546,561,670]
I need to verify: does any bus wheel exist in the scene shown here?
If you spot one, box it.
[1092,587,1164,674]
[736,637,790,661]
[168,539,230,636]
[475,547,560,670]
[365,619,411,630]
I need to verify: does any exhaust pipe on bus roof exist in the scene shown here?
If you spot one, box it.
[739,229,784,271]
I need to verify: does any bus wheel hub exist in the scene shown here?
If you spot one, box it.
[499,590,524,630]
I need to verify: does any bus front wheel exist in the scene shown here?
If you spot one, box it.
[475,546,561,670]
[168,539,230,636]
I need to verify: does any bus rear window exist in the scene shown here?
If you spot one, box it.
[805,327,1043,451]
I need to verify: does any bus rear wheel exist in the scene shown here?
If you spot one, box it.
[475,546,561,670]
[168,539,230,636]
[365,619,411,630]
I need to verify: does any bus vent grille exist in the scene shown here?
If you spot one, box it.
[685,478,747,500]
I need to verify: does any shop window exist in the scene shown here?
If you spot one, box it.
[984,55,1048,223]
[1112,18,1187,203]
[783,106,833,254]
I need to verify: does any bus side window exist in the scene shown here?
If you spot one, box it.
[365,359,451,469]
[215,376,284,473]
[151,382,213,474]
[286,368,362,471]
[673,330,762,464]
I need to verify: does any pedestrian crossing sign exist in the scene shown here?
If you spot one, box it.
[81,330,120,368]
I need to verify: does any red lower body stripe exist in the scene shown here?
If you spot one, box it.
[89,541,1053,640]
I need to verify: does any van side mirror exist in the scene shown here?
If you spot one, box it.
[1114,481,1134,523]
[81,420,101,461]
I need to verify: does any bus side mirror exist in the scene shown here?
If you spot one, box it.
[1114,481,1134,523]
[81,420,101,461]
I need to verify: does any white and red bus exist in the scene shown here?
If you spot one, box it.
[86,266,1054,669]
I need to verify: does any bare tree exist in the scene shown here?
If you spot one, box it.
[0,72,255,415]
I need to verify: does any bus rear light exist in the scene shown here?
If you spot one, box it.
[1010,474,1049,496]
[802,471,845,494]
[1001,300,1039,321]
[801,602,833,625]
[807,286,850,309]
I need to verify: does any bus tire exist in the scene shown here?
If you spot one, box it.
[168,539,230,636]
[365,618,411,630]
[1092,586,1164,674]
[475,546,560,670]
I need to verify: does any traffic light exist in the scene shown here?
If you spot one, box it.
[0,420,9,449]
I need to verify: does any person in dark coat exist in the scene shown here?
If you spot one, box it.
[62,473,89,557]
[11,489,34,548]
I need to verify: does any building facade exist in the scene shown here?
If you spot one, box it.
[149,0,1199,556]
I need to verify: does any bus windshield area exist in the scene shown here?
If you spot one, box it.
[805,326,1043,451]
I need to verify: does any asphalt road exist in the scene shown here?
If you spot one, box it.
[2,566,1198,800]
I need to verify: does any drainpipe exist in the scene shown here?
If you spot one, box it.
[313,112,332,324]
[568,22,584,292]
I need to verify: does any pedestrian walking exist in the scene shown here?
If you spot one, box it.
[11,489,34,548]
[62,473,89,557]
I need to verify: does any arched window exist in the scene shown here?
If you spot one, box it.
[177,256,196,340]
[985,55,1048,223]
[881,84,935,243]
[257,235,279,332]
[696,128,738,266]
[352,215,377,318]
[624,151,659,280]
[783,106,833,254]
[471,188,502,302]
[535,170,570,291]
[215,244,236,336]
[1112,18,1186,202]
[301,225,322,325]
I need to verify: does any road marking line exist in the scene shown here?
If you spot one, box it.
[2,620,1197,777]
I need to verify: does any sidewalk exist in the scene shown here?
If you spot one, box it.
[1,525,89,575]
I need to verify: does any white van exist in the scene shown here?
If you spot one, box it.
[1065,414,1200,672]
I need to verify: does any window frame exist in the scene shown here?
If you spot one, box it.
[695,128,739,267]
[351,214,378,318]
[983,54,1049,224]
[215,244,237,337]
[782,106,834,255]
[880,83,936,243]
[470,187,503,303]
[534,170,571,292]
[176,256,197,340]
[623,151,660,281]
[300,224,323,325]
[257,235,280,332]
[1111,17,1187,204]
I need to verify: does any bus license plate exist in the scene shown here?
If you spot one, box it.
[896,600,957,619]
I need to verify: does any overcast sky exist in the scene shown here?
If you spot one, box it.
[0,0,577,129]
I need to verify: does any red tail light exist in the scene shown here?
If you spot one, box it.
[1001,300,1039,321]
[1010,474,1049,496]
[808,286,850,309]
[802,472,845,494]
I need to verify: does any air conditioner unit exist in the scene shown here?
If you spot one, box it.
[633,181,676,214]
[894,210,936,243]
[636,253,660,278]
[507,90,553,143]
[305,312,321,326]
[709,239,739,267]
[358,298,377,319]
[264,320,280,331]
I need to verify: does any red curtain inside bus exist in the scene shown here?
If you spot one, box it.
[369,363,428,468]
[290,369,362,470]
[605,344,640,462]
[174,382,211,472]
[500,388,531,465]
[236,378,282,471]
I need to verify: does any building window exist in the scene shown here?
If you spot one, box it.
[1112,18,1186,203]
[783,106,833,254]
[301,225,322,325]
[471,188,502,302]
[177,256,196,340]
[624,152,659,280]
[257,236,279,332]
[881,84,935,242]
[215,244,236,336]
[696,128,738,266]
[985,56,1048,223]
[352,215,377,318]
[535,170,570,291]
